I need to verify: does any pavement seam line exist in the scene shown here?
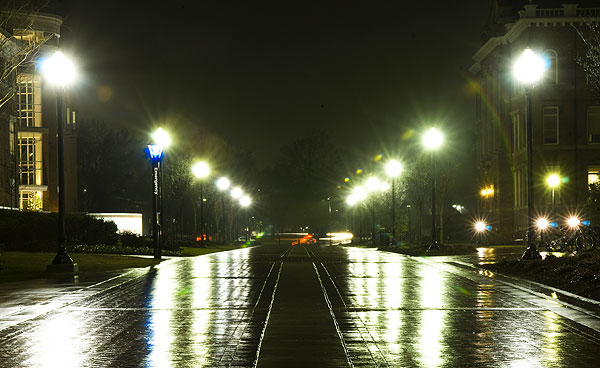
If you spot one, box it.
[252,260,283,368]
[307,248,355,368]
[412,254,600,335]
[0,258,185,332]
[221,261,277,366]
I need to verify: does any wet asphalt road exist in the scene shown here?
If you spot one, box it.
[1,243,600,367]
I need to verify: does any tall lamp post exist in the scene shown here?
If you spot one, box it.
[239,195,252,241]
[423,128,443,250]
[513,48,546,260]
[42,50,78,272]
[192,161,210,247]
[365,176,381,245]
[148,128,170,259]
[216,176,231,244]
[547,174,560,220]
[385,160,403,242]
[231,186,243,242]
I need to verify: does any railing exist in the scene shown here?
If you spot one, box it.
[578,8,600,17]
[536,9,564,18]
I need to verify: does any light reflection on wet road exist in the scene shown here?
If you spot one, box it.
[1,243,600,367]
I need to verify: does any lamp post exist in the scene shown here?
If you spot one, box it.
[148,128,170,259]
[192,161,210,247]
[240,195,251,241]
[547,174,560,220]
[513,48,546,260]
[423,128,443,250]
[41,50,78,272]
[351,186,367,243]
[216,176,231,244]
[231,186,243,242]
[365,177,381,245]
[385,160,403,242]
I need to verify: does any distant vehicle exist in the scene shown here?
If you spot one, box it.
[291,234,317,245]
[237,236,261,244]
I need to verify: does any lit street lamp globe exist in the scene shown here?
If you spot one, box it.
[365,177,381,192]
[423,128,443,151]
[40,50,77,86]
[385,160,403,177]
[513,48,546,85]
[152,128,171,150]
[239,195,251,208]
[346,194,358,206]
[192,161,210,179]
[547,174,560,188]
[216,177,231,191]
[231,187,243,199]
[352,186,367,201]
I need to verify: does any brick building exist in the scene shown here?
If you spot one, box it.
[470,1,600,235]
[0,9,77,212]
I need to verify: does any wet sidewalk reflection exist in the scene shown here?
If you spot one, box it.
[0,243,599,367]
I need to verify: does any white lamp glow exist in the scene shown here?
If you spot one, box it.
[513,48,546,85]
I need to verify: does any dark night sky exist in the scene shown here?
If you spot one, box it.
[56,1,491,168]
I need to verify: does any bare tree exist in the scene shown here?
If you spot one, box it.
[0,1,53,109]
[576,20,600,93]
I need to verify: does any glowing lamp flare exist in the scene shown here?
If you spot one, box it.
[230,187,243,199]
[365,177,381,192]
[346,194,357,206]
[513,48,546,85]
[352,186,367,201]
[567,216,580,228]
[423,128,443,150]
[385,160,403,177]
[547,174,560,188]
[191,161,210,178]
[40,50,77,86]
[475,221,486,232]
[239,195,251,207]
[536,217,550,230]
[216,177,231,191]
[152,128,171,149]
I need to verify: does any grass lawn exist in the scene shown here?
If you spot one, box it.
[0,244,256,284]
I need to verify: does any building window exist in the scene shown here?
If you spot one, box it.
[511,112,525,152]
[589,166,600,185]
[18,137,37,185]
[543,107,559,144]
[543,50,558,85]
[514,168,527,207]
[16,74,42,128]
[19,190,42,211]
[588,106,600,144]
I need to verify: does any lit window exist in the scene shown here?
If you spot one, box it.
[587,106,600,144]
[543,50,558,85]
[589,166,600,185]
[543,107,559,144]
[19,190,42,211]
[16,74,42,128]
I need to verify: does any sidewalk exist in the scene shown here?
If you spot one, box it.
[0,258,180,331]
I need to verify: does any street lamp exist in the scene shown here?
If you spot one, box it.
[230,187,243,242]
[513,48,546,260]
[365,176,381,245]
[423,127,443,250]
[239,195,251,242]
[350,186,367,243]
[216,176,231,244]
[547,174,560,220]
[148,128,170,259]
[41,50,78,272]
[385,160,403,242]
[192,161,210,247]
